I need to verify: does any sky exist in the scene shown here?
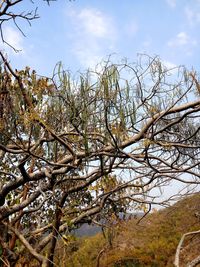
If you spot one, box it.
[0,0,200,77]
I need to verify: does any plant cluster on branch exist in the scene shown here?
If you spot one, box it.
[0,53,199,266]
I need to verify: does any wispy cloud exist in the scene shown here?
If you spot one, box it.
[0,26,24,53]
[65,7,117,68]
[141,38,152,49]
[167,32,197,47]
[184,5,200,26]
[167,31,197,57]
[124,20,138,37]
[162,60,178,74]
[166,0,176,8]
[74,8,112,39]
[162,60,176,69]
[168,32,189,46]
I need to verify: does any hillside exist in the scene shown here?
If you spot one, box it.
[100,193,200,267]
[54,193,200,267]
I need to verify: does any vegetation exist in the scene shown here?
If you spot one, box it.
[0,1,199,267]
[59,194,200,267]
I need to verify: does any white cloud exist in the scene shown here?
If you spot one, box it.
[184,5,200,26]
[167,32,198,57]
[166,0,176,8]
[169,32,189,46]
[73,44,103,69]
[65,7,117,68]
[167,32,197,47]
[75,8,111,39]
[1,26,24,52]
[162,60,177,69]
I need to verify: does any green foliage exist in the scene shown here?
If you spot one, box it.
[54,233,106,267]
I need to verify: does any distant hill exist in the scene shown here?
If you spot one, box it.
[73,223,101,237]
[55,193,200,267]
[73,212,143,237]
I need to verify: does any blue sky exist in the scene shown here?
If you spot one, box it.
[1,0,200,76]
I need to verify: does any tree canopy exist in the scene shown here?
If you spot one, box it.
[0,1,199,267]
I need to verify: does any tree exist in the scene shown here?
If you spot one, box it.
[175,229,200,267]
[0,1,200,267]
